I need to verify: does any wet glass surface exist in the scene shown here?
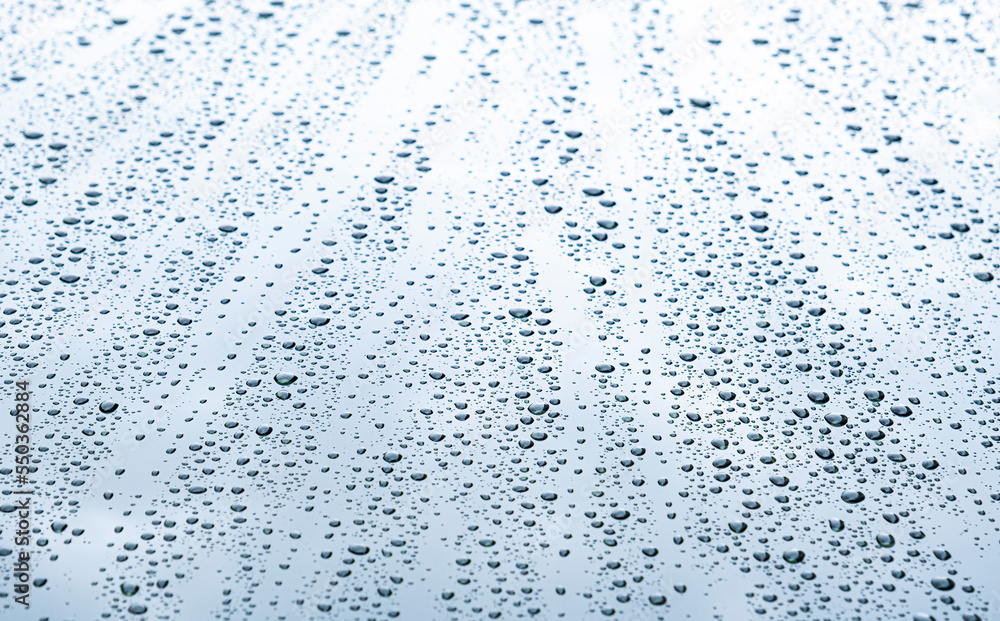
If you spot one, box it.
[2,1,1000,619]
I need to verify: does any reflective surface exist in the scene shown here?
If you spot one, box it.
[2,0,999,619]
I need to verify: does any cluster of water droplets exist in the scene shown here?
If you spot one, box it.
[1,0,999,619]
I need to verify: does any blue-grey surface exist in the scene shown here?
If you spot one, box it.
[2,0,999,619]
